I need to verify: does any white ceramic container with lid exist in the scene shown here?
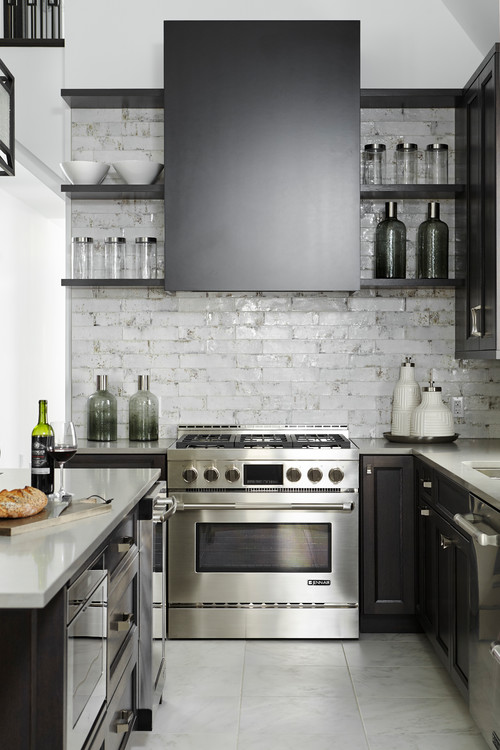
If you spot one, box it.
[410,381,455,437]
[391,357,421,436]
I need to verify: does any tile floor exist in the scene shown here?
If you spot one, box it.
[130,633,489,750]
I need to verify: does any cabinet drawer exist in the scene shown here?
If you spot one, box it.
[106,511,138,577]
[108,551,138,685]
[106,653,137,750]
[435,473,469,520]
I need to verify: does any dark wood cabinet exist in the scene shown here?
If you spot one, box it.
[360,455,417,631]
[415,460,471,700]
[163,20,360,292]
[456,44,500,357]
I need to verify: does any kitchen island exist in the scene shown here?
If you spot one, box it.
[0,467,160,750]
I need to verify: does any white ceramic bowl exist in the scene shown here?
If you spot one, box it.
[60,161,110,185]
[112,160,164,185]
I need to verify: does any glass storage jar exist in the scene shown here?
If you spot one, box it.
[425,143,448,184]
[395,142,418,184]
[104,237,126,279]
[134,237,157,279]
[71,237,94,279]
[363,143,386,185]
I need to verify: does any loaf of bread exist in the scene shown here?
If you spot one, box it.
[0,486,48,518]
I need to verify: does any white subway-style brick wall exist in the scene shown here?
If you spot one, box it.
[70,107,500,440]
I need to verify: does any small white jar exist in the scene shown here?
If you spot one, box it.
[410,383,455,438]
[391,358,421,436]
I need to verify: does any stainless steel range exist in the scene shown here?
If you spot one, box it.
[166,425,359,639]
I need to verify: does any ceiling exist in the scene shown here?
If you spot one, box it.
[442,0,499,54]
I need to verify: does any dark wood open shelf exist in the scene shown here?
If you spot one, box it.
[61,89,163,108]
[361,184,464,199]
[361,88,462,108]
[62,279,164,287]
[360,278,464,289]
[61,184,163,200]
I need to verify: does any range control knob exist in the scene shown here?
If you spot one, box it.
[307,467,323,483]
[286,467,302,483]
[182,466,198,484]
[329,467,345,484]
[225,466,241,483]
[204,466,220,483]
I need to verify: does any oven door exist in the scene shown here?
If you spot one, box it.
[167,492,358,639]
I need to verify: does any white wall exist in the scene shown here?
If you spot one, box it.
[64,0,495,89]
[0,164,66,468]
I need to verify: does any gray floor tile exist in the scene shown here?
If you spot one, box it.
[244,638,347,667]
[367,731,488,749]
[242,662,355,698]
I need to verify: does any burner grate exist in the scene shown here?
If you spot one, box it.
[234,433,294,449]
[175,433,235,449]
[292,433,351,449]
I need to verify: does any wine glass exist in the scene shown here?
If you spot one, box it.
[48,421,78,502]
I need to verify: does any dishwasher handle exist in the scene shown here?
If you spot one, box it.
[453,513,500,547]
[491,642,500,665]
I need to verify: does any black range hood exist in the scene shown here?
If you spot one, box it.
[164,20,360,292]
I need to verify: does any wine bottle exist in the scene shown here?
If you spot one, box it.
[31,399,54,494]
[417,202,449,279]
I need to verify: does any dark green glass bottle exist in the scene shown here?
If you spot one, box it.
[417,202,449,279]
[129,375,159,441]
[375,201,406,278]
[87,375,117,441]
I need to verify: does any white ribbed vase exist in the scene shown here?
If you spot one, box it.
[391,360,421,436]
[410,386,455,437]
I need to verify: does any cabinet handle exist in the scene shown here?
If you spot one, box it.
[111,612,133,631]
[115,709,134,734]
[454,513,500,547]
[420,508,430,516]
[366,464,372,475]
[440,534,454,550]
[471,305,482,337]
[421,480,432,489]
[117,537,134,553]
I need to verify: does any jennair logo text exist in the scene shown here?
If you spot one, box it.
[307,580,331,586]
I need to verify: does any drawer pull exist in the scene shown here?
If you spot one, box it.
[422,480,432,489]
[115,709,134,734]
[366,464,372,475]
[111,612,133,631]
[440,534,454,550]
[420,508,430,516]
[117,537,134,553]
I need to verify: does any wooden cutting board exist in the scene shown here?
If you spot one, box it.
[0,498,112,536]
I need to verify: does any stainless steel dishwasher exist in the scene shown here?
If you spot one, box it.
[454,495,500,750]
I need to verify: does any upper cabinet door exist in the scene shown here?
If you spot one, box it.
[164,20,360,292]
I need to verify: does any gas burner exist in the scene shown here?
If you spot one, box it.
[234,433,294,449]
[292,433,352,449]
[175,433,235,449]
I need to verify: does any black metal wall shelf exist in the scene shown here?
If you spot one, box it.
[61,184,163,200]
[361,184,464,200]
[360,89,462,108]
[62,279,164,287]
[360,279,463,289]
[61,89,163,108]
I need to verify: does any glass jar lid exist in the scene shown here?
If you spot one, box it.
[72,237,93,242]
[364,143,386,151]
[105,236,126,243]
[135,237,157,243]
[426,143,448,150]
[396,142,418,151]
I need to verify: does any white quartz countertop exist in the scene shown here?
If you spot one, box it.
[355,438,500,510]
[0,467,160,609]
[77,438,172,454]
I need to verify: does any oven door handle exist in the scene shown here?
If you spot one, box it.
[454,513,500,546]
[175,501,354,512]
[153,496,178,523]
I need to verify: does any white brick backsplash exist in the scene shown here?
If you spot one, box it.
[69,106,500,439]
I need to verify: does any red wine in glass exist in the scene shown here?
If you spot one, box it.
[48,421,78,501]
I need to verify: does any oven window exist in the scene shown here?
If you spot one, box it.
[196,523,331,573]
